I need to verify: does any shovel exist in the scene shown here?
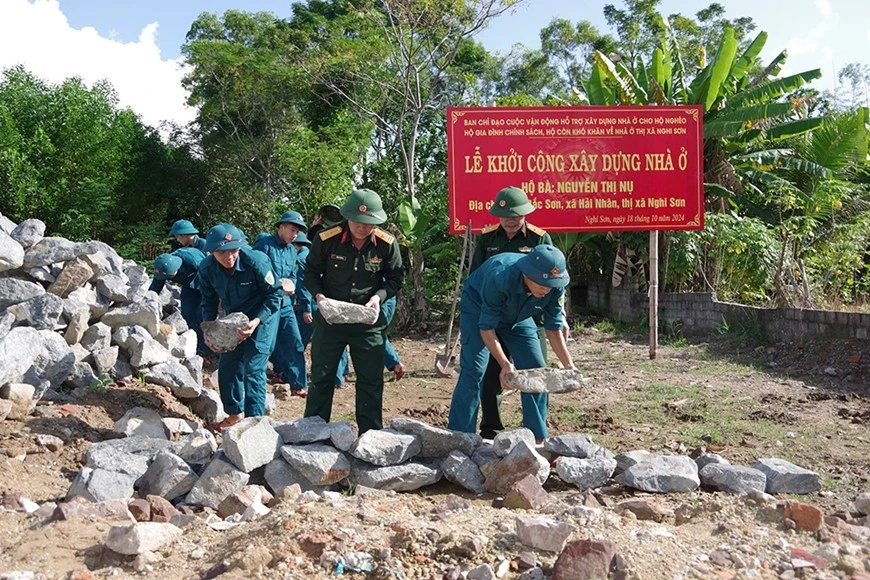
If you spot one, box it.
[435,219,473,377]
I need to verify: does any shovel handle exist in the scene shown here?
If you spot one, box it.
[442,219,472,353]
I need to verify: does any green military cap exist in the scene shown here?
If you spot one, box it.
[489,186,535,218]
[319,204,343,227]
[517,244,570,288]
[276,210,308,231]
[340,189,387,225]
[204,223,245,253]
[169,219,198,236]
[293,231,312,246]
[152,253,182,280]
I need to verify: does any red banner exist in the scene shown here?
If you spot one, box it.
[446,106,704,234]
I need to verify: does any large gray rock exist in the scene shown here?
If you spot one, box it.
[752,458,821,495]
[201,312,249,353]
[349,459,441,491]
[176,429,218,465]
[0,327,42,386]
[318,297,378,325]
[75,241,125,276]
[137,450,199,501]
[185,453,250,509]
[22,237,77,269]
[143,360,201,399]
[222,417,281,473]
[614,450,657,475]
[544,434,602,459]
[556,454,618,489]
[329,422,357,451]
[264,458,328,495]
[0,212,16,234]
[124,264,151,303]
[618,455,700,493]
[516,517,575,553]
[95,272,131,302]
[280,443,351,486]
[22,330,76,393]
[64,305,91,345]
[0,277,44,310]
[441,450,486,494]
[484,440,550,494]
[91,345,120,377]
[64,362,98,390]
[349,429,421,466]
[9,218,46,248]
[699,463,767,494]
[504,367,588,394]
[114,407,168,440]
[0,383,36,420]
[0,229,25,272]
[188,388,227,423]
[101,297,161,337]
[274,416,332,444]
[493,428,536,457]
[67,467,137,502]
[66,285,110,322]
[389,418,482,458]
[85,437,179,478]
[7,293,64,330]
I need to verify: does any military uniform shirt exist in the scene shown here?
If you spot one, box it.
[192,235,207,252]
[199,246,282,324]
[463,253,565,331]
[294,245,312,314]
[305,222,403,305]
[252,233,298,308]
[149,247,205,294]
[470,222,552,272]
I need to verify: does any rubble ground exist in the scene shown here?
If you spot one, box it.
[1,324,869,579]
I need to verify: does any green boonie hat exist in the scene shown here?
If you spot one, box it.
[319,204,343,227]
[340,189,387,225]
[276,210,308,231]
[152,253,182,280]
[204,223,245,253]
[489,186,535,218]
[169,219,198,236]
[293,231,312,246]
[517,244,570,288]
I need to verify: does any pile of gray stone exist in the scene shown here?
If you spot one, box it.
[0,214,225,423]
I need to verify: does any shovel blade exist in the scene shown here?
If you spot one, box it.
[434,355,456,378]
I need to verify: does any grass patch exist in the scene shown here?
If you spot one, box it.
[609,383,788,447]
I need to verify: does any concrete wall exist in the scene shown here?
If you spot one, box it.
[577,274,870,342]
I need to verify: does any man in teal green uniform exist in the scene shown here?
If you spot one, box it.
[149,248,212,356]
[304,189,403,433]
[253,210,308,396]
[470,186,554,439]
[448,245,575,441]
[169,219,207,252]
[199,223,282,430]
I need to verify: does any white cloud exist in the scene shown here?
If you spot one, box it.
[785,21,829,58]
[0,0,195,131]
[815,0,832,19]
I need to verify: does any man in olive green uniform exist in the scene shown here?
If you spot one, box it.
[470,186,554,440]
[304,189,403,433]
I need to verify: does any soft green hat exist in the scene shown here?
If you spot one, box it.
[169,219,198,236]
[489,186,535,218]
[204,223,245,253]
[276,210,308,231]
[319,204,343,228]
[517,244,570,288]
[340,189,387,225]
[152,253,182,280]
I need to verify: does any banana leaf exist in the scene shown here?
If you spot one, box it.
[730,69,821,109]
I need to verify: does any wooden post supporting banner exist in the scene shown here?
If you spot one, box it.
[649,230,659,359]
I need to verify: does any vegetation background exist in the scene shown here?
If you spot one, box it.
[1,0,868,325]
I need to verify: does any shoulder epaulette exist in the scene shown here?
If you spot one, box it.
[481,223,500,234]
[319,225,342,241]
[526,223,547,236]
[374,228,395,244]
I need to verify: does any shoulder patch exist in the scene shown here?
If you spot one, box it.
[264,271,275,285]
[319,225,342,241]
[526,223,547,236]
[481,223,500,234]
[374,228,395,244]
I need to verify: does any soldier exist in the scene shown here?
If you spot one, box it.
[169,219,208,252]
[304,189,403,433]
[307,203,343,240]
[470,186,554,440]
[447,245,575,441]
[199,223,282,430]
[149,248,211,356]
[253,211,308,397]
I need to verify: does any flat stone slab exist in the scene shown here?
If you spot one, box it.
[503,368,587,394]
[318,297,378,325]
[201,312,249,353]
[752,458,821,495]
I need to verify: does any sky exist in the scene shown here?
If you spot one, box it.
[0,0,868,130]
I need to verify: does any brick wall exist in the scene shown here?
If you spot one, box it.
[576,274,870,341]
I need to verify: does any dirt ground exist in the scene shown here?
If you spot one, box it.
[1,318,868,579]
